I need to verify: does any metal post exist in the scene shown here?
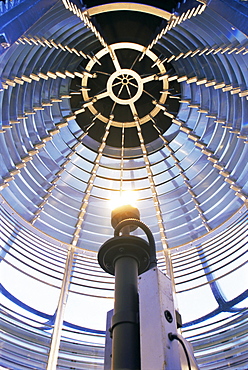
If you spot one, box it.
[47,246,75,370]
[98,205,155,370]
[112,255,140,370]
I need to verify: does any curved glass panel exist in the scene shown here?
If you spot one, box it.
[0,0,247,369]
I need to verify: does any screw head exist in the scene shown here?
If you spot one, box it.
[164,310,173,323]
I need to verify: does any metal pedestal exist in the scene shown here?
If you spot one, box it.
[98,233,151,370]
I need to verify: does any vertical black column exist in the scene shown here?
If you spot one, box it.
[111,255,140,370]
[98,206,153,370]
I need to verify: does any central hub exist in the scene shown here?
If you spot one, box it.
[70,41,181,150]
[107,69,143,105]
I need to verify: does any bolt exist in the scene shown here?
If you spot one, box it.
[164,310,173,323]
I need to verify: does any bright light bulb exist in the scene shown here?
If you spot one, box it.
[109,190,138,210]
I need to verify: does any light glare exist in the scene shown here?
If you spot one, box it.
[109,190,138,210]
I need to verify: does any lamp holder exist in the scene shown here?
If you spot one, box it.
[111,205,140,231]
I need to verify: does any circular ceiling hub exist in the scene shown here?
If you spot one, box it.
[80,42,169,128]
[70,41,181,150]
[107,68,143,105]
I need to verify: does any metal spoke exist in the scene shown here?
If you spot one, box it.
[94,90,109,100]
[129,102,138,116]
[134,116,173,280]
[120,124,125,194]
[110,101,117,115]
[143,89,157,100]
[125,84,132,98]
[112,81,123,87]
[47,246,75,370]
[92,70,111,77]
[108,46,122,71]
[116,84,125,97]
[128,81,139,89]
[142,74,159,84]
[130,52,143,70]
[71,116,114,247]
